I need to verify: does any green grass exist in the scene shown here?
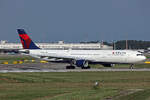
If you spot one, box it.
[0,72,150,100]
[115,89,150,100]
[0,55,150,99]
[0,55,35,64]
[90,64,150,69]
[0,55,34,60]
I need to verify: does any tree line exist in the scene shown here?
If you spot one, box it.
[81,40,150,50]
[115,40,150,50]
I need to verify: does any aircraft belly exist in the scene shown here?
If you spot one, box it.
[125,56,140,63]
[94,56,128,63]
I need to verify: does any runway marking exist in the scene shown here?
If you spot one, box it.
[145,61,150,64]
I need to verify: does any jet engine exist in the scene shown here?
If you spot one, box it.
[75,60,90,68]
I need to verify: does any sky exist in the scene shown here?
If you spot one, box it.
[0,0,150,43]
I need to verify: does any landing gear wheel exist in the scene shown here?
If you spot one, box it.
[81,66,91,69]
[66,66,75,69]
[129,64,134,69]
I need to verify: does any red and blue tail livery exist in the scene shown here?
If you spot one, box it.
[17,29,40,49]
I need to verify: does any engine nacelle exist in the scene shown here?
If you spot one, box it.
[75,60,88,67]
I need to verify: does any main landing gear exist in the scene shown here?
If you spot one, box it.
[65,65,91,69]
[81,66,91,69]
[66,65,75,69]
[65,60,91,69]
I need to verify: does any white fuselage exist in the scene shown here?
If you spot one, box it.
[28,49,146,64]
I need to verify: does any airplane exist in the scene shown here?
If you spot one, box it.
[17,29,146,69]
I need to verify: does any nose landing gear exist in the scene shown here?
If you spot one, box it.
[129,64,134,69]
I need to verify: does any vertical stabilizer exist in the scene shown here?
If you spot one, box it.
[17,29,40,49]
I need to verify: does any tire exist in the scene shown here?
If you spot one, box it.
[70,66,75,69]
[82,66,91,69]
[66,66,70,69]
[66,66,75,69]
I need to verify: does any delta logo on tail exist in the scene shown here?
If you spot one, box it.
[17,29,40,49]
